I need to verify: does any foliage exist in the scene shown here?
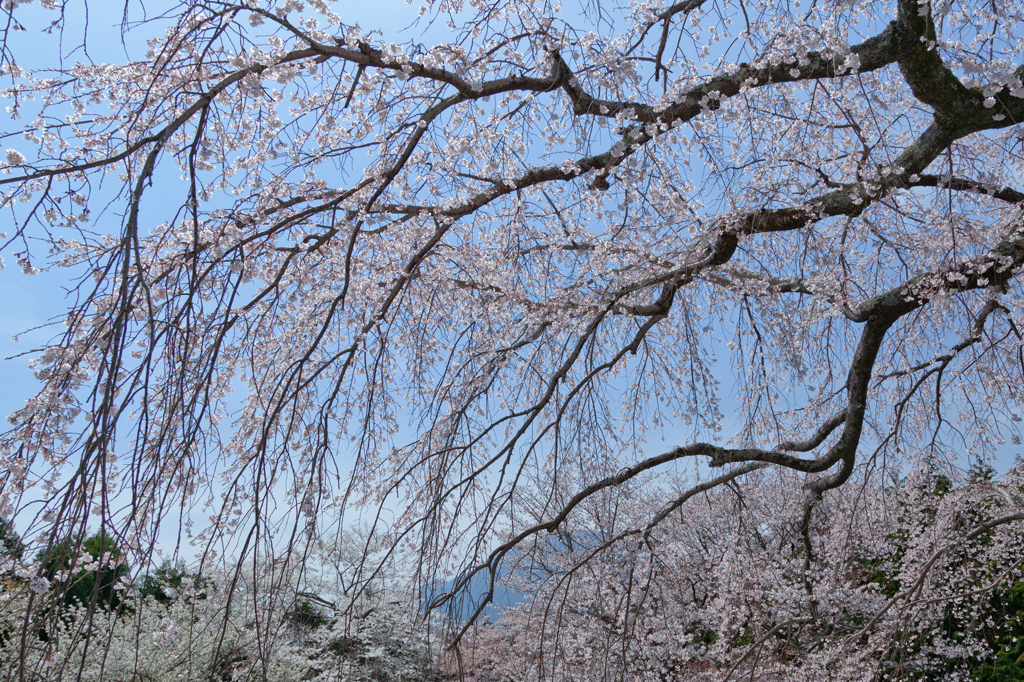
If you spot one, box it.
[139,559,214,605]
[35,530,130,611]
[0,0,1022,679]
[286,597,332,629]
[0,518,23,561]
[966,581,1024,682]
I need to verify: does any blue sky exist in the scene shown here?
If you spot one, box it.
[0,0,421,429]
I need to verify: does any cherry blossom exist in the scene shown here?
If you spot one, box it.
[0,0,1021,678]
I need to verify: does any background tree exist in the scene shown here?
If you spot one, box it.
[0,0,1023,679]
[0,518,23,562]
[139,558,214,604]
[36,530,130,611]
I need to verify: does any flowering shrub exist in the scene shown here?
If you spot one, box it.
[0,572,304,681]
[0,561,443,681]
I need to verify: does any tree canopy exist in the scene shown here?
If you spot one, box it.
[1,0,1024,679]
